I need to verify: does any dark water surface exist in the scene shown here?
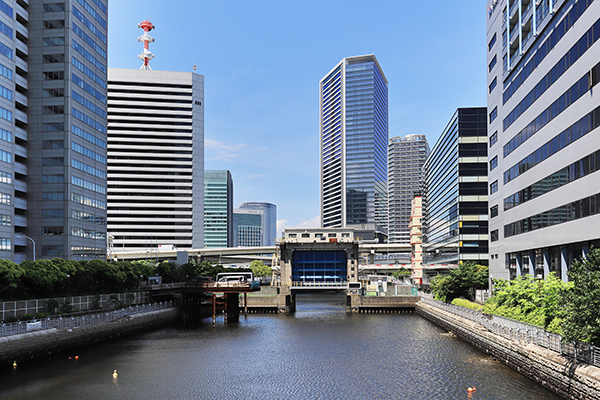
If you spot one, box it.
[1,294,562,399]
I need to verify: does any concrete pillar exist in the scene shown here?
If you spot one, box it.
[516,253,522,277]
[543,249,550,278]
[560,247,568,282]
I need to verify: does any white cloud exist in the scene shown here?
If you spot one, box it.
[277,215,320,237]
[205,138,269,161]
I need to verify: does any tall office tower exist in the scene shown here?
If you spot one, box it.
[388,135,430,244]
[238,201,276,246]
[0,0,109,262]
[487,0,600,282]
[204,170,233,248]
[233,208,263,247]
[319,55,388,240]
[423,108,489,267]
[107,21,204,252]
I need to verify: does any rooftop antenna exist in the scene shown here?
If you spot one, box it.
[137,19,155,70]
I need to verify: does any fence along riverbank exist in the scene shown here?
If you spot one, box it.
[417,296,600,399]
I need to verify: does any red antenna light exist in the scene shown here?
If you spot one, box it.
[137,19,155,70]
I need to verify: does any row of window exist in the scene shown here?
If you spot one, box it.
[73,6,106,44]
[72,125,106,149]
[43,88,64,98]
[0,213,9,226]
[43,123,64,132]
[0,1,12,18]
[42,245,62,256]
[0,127,10,143]
[0,19,11,40]
[0,170,10,184]
[72,209,105,224]
[503,0,594,104]
[73,57,105,88]
[0,42,11,60]
[0,62,11,80]
[0,149,11,164]
[73,73,106,103]
[42,192,64,201]
[42,174,64,184]
[44,20,65,29]
[76,0,107,28]
[72,141,106,164]
[504,149,600,211]
[72,40,106,73]
[43,70,64,81]
[44,105,64,115]
[72,158,106,179]
[42,139,63,149]
[44,3,65,12]
[0,237,10,251]
[71,192,106,210]
[0,83,11,101]
[43,37,65,47]
[42,157,64,166]
[72,90,105,118]
[503,16,600,131]
[504,62,597,158]
[43,226,63,235]
[504,105,600,184]
[489,77,497,94]
[73,23,106,59]
[0,105,9,122]
[71,176,106,194]
[504,192,600,238]
[72,226,105,240]
[72,107,106,134]
[42,209,63,218]
[71,246,105,257]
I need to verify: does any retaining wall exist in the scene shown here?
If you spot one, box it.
[416,302,600,400]
[0,308,180,368]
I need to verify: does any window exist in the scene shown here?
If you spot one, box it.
[43,71,64,80]
[0,171,11,184]
[0,237,11,251]
[491,205,498,218]
[42,174,64,183]
[490,156,498,171]
[42,140,64,149]
[43,54,65,64]
[42,209,64,218]
[43,105,64,115]
[43,88,65,98]
[489,77,497,93]
[0,106,11,121]
[0,42,11,60]
[328,233,337,238]
[42,245,63,256]
[301,233,310,238]
[43,123,64,132]
[491,230,499,242]
[0,149,11,163]
[490,131,498,147]
[489,55,497,72]
[42,192,64,201]
[0,214,10,226]
[489,107,498,124]
[488,33,497,51]
[0,192,10,205]
[43,37,65,46]
[43,226,64,235]
[43,20,65,29]
[42,157,64,166]
[490,180,498,194]
[0,20,12,39]
[44,3,66,12]
[288,233,297,238]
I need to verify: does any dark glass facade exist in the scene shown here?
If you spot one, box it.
[423,108,488,265]
[291,250,347,282]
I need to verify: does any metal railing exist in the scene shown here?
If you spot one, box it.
[419,295,600,368]
[0,301,175,338]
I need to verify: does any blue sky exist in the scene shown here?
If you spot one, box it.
[108,1,487,236]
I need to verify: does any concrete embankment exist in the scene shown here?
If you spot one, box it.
[0,308,180,368]
[416,301,600,400]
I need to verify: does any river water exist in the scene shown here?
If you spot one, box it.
[1,293,562,400]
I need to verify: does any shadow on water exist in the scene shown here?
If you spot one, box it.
[0,293,563,400]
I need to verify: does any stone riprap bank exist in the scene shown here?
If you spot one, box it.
[0,308,179,368]
[416,302,600,400]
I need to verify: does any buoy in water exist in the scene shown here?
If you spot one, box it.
[75,356,79,360]
[12,361,16,368]
[113,370,118,378]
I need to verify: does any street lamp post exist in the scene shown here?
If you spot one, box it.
[17,235,36,261]
[67,274,71,298]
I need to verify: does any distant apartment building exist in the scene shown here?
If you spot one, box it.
[107,68,204,250]
[238,201,276,246]
[0,0,109,261]
[487,0,600,282]
[204,170,233,248]
[423,108,489,267]
[388,135,429,244]
[319,55,388,240]
[233,208,262,247]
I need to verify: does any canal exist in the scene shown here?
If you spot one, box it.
[0,293,562,399]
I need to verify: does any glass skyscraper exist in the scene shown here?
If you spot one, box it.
[204,170,233,248]
[320,55,388,238]
[238,201,276,246]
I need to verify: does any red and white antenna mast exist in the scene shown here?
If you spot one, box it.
[137,19,155,70]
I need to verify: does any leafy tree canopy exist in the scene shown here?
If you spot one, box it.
[250,260,272,277]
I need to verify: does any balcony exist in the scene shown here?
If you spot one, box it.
[15,91,27,108]
[15,162,27,175]
[15,179,26,193]
[14,215,26,227]
[14,126,27,141]
[14,197,27,210]
[15,3,28,22]
[15,74,27,90]
[14,144,27,159]
[15,109,27,125]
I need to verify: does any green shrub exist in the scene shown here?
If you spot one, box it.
[451,298,483,311]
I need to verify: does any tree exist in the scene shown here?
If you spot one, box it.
[430,262,488,302]
[559,248,600,346]
[392,267,411,279]
[250,260,272,277]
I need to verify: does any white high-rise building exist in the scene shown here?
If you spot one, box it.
[107,64,204,251]
[487,0,600,282]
